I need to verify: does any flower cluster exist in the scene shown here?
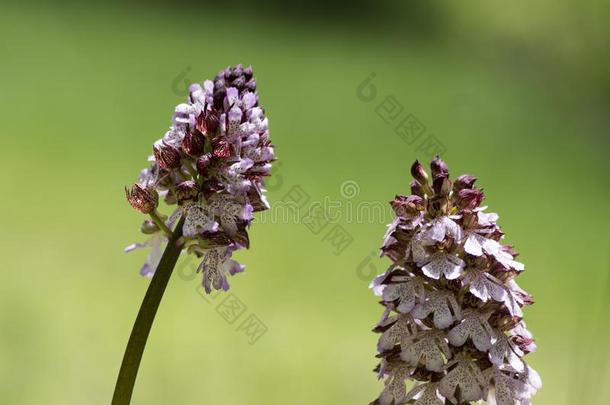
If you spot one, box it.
[125,65,275,293]
[370,157,540,404]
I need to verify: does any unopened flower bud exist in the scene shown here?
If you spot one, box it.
[175,180,199,204]
[233,64,244,77]
[153,141,181,169]
[212,138,233,158]
[140,219,160,234]
[410,160,429,184]
[205,111,220,133]
[410,180,424,197]
[125,184,158,214]
[245,78,256,92]
[231,76,246,88]
[432,173,451,196]
[455,188,484,210]
[430,155,449,177]
[197,109,220,135]
[243,65,253,80]
[391,195,424,217]
[453,174,477,192]
[196,153,213,175]
[183,130,206,156]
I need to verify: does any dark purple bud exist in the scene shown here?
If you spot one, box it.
[231,76,246,88]
[455,188,484,210]
[196,153,212,175]
[125,184,158,214]
[245,78,256,92]
[212,138,233,158]
[175,180,199,204]
[153,141,181,169]
[513,335,537,354]
[197,109,220,135]
[432,173,451,196]
[430,155,449,177]
[243,65,253,80]
[410,160,429,184]
[183,129,206,156]
[410,180,424,197]
[391,195,424,217]
[453,174,477,192]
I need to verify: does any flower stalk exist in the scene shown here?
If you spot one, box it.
[112,217,184,405]
[116,64,275,403]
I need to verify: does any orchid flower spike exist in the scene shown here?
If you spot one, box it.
[124,65,275,293]
[370,157,540,405]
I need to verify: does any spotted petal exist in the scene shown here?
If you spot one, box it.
[405,383,445,405]
[420,252,465,280]
[448,311,494,352]
[412,290,462,329]
[382,277,425,313]
[401,331,452,372]
[439,359,486,403]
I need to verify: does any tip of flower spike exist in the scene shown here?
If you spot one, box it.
[127,64,274,297]
[372,157,539,404]
[430,155,449,178]
[410,160,429,184]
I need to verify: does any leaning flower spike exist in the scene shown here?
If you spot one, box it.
[113,65,274,405]
[370,157,540,405]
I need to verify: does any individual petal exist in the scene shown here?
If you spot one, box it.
[401,331,451,372]
[412,291,461,329]
[489,333,525,372]
[378,363,413,405]
[423,216,463,243]
[464,232,486,256]
[377,314,418,352]
[463,270,507,303]
[199,248,231,294]
[382,277,425,314]
[486,367,531,405]
[439,359,486,403]
[477,210,499,226]
[124,242,145,253]
[448,311,493,352]
[405,383,445,405]
[420,252,465,280]
[242,91,257,109]
[182,202,219,237]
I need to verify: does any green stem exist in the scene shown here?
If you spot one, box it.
[149,210,173,237]
[111,217,185,405]
[183,159,199,181]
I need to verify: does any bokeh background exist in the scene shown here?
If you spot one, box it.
[1,1,609,404]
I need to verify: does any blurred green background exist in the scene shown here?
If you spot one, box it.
[1,1,609,404]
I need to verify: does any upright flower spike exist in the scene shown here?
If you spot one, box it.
[114,65,274,405]
[124,64,275,294]
[370,157,540,405]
